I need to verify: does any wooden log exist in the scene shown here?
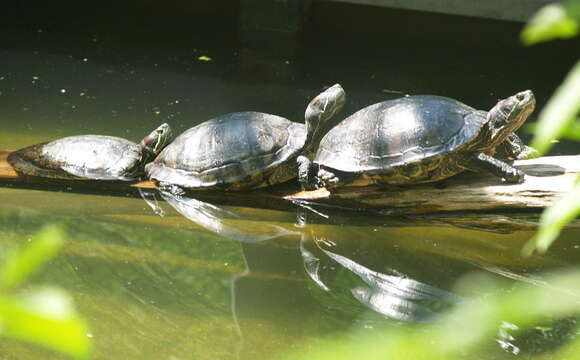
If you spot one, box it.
[1,150,579,214]
[289,154,580,214]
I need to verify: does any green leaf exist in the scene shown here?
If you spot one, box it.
[521,3,579,45]
[560,119,580,141]
[530,61,580,155]
[565,0,580,20]
[0,224,65,291]
[0,288,91,359]
[522,177,580,255]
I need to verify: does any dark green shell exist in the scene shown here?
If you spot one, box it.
[316,95,487,173]
[146,112,305,189]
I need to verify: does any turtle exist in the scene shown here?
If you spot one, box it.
[297,90,536,190]
[8,123,173,181]
[145,84,346,191]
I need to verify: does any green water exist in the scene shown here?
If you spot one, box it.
[1,2,579,359]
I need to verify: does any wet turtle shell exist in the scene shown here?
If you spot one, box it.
[147,112,305,190]
[305,91,535,188]
[317,96,483,175]
[146,84,346,191]
[8,124,172,181]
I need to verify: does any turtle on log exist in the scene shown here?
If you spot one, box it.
[8,123,172,181]
[146,84,346,192]
[298,90,536,189]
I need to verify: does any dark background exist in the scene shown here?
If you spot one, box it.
[1,0,578,152]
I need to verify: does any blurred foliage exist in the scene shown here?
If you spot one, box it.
[523,1,580,254]
[529,62,580,155]
[0,225,91,359]
[0,225,64,291]
[280,270,580,360]
[521,3,578,45]
[523,176,580,255]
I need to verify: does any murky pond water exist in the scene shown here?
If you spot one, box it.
[1,2,579,359]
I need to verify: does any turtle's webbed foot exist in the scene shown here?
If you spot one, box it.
[498,133,539,160]
[514,145,539,160]
[318,169,340,188]
[502,167,526,184]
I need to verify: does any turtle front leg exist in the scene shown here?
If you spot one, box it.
[297,156,320,190]
[297,156,341,190]
[466,152,525,184]
[497,133,538,160]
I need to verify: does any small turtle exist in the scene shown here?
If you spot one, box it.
[8,123,172,181]
[298,90,536,189]
[145,84,346,191]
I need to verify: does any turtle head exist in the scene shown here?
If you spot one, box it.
[304,84,346,145]
[486,90,535,147]
[140,123,173,160]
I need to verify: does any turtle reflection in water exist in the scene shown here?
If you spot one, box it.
[146,84,346,192]
[8,123,172,181]
[299,235,462,323]
[298,91,536,189]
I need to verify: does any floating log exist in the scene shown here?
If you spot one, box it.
[1,150,578,215]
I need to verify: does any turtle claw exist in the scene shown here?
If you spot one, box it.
[318,169,340,189]
[502,168,526,184]
[514,146,539,160]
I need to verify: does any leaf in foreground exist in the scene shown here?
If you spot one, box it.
[522,177,580,255]
[530,62,580,155]
[0,288,91,359]
[279,270,580,360]
[0,224,65,291]
[521,3,579,45]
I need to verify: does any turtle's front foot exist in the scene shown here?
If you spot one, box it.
[514,145,539,160]
[318,169,340,188]
[502,167,526,184]
[498,133,539,160]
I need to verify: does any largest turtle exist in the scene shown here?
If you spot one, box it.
[146,84,346,191]
[8,123,172,181]
[298,90,536,189]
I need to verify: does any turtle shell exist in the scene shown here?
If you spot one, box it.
[146,112,305,189]
[8,135,144,180]
[315,95,487,173]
